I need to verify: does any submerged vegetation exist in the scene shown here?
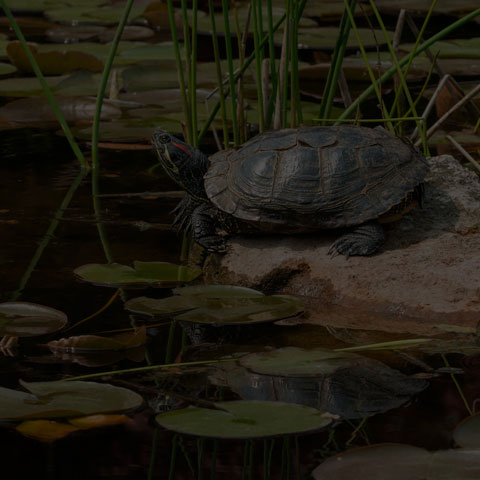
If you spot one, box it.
[0,0,479,478]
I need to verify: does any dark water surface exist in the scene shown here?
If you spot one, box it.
[1,129,480,479]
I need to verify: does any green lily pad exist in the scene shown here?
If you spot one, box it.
[45,5,145,25]
[372,0,479,15]
[453,414,480,449]
[400,39,480,59]
[0,302,67,337]
[0,96,121,125]
[292,27,394,50]
[74,261,201,288]
[311,443,480,479]
[125,286,304,325]
[0,62,16,76]
[177,295,304,325]
[156,400,332,439]
[173,285,265,298]
[0,75,65,97]
[239,347,362,377]
[0,380,143,420]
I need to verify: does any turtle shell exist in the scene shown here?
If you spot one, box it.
[203,125,429,229]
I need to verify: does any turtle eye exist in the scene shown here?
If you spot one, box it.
[158,133,171,144]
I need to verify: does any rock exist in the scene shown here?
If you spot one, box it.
[202,155,480,335]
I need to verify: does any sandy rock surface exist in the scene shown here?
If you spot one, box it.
[203,155,480,335]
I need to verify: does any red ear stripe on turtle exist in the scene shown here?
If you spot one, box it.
[172,142,191,156]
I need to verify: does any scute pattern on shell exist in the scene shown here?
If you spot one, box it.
[203,126,429,229]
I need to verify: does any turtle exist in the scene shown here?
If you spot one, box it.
[152,125,429,257]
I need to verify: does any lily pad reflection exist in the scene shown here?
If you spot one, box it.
[156,400,332,439]
[210,347,428,419]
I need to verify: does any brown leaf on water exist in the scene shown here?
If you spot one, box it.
[16,420,80,442]
[7,41,103,75]
[47,326,146,353]
[69,414,131,429]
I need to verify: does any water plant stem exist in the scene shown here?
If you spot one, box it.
[167,0,192,143]
[319,0,356,124]
[442,354,473,416]
[343,0,393,131]
[222,0,239,146]
[208,0,229,147]
[252,0,265,132]
[10,170,86,301]
[388,0,438,119]
[198,12,288,142]
[168,434,179,480]
[190,0,199,146]
[0,0,86,169]
[64,288,120,332]
[335,8,480,124]
[61,358,235,382]
[415,83,480,146]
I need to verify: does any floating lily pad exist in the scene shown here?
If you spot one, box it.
[0,63,16,76]
[0,380,143,420]
[400,39,480,59]
[0,96,121,126]
[177,295,304,325]
[45,5,145,25]
[173,285,265,298]
[239,347,362,377]
[311,443,480,479]
[74,261,201,288]
[156,400,332,439]
[0,75,65,97]
[125,286,303,325]
[7,41,104,75]
[372,0,480,15]
[453,414,480,449]
[0,302,67,337]
[47,326,146,352]
[292,27,394,50]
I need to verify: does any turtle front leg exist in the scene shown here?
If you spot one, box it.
[191,203,226,252]
[328,221,385,258]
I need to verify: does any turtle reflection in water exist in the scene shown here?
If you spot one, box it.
[152,125,429,257]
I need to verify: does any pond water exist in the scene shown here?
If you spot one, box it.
[1,1,480,479]
[1,127,480,479]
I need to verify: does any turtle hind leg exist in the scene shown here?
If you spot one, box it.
[328,222,385,258]
[191,203,227,252]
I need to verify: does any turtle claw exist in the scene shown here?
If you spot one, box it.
[198,235,227,253]
[328,222,385,257]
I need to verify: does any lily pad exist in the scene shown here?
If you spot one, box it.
[46,326,146,352]
[125,286,304,325]
[177,295,304,325]
[400,39,480,60]
[0,380,143,420]
[0,63,16,76]
[239,347,363,377]
[156,400,332,439]
[0,302,67,337]
[45,5,145,25]
[74,261,201,288]
[7,41,104,75]
[311,443,480,479]
[0,96,121,126]
[372,0,480,15]
[453,414,480,449]
[173,285,265,298]
[291,27,394,50]
[0,75,65,97]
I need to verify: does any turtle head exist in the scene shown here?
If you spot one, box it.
[152,129,209,201]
